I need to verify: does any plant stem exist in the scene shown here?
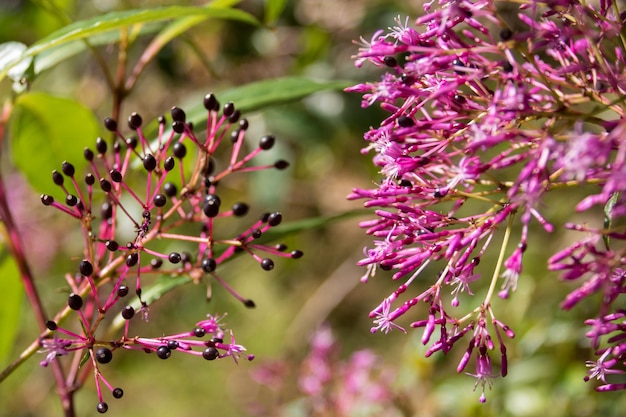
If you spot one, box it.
[0,104,76,417]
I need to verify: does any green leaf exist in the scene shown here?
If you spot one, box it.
[0,5,259,82]
[603,192,620,250]
[141,77,353,141]
[0,249,23,368]
[264,0,288,25]
[33,24,163,77]
[0,42,33,90]
[10,92,100,194]
[182,77,352,129]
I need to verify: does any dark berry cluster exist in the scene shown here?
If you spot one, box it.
[38,94,301,413]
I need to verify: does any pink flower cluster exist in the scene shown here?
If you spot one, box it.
[348,0,626,400]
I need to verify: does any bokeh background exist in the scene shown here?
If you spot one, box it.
[1,0,626,416]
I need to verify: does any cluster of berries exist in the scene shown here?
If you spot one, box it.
[38,94,301,413]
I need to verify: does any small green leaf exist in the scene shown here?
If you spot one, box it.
[0,6,259,82]
[603,192,620,250]
[264,0,288,25]
[0,249,23,368]
[10,92,100,194]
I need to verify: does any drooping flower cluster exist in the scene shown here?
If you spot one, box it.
[348,0,626,400]
[249,325,399,417]
[38,95,301,413]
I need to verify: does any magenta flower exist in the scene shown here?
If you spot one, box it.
[348,0,626,400]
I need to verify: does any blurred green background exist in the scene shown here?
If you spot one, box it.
[1,1,626,416]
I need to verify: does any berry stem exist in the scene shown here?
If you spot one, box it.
[483,213,515,305]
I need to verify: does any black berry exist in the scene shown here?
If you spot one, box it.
[105,240,119,251]
[126,253,139,267]
[500,28,513,41]
[171,106,186,122]
[85,173,95,185]
[46,320,57,330]
[143,154,157,171]
[96,402,108,414]
[151,258,163,269]
[259,135,275,150]
[100,178,112,192]
[260,258,274,271]
[168,252,181,264]
[203,195,221,218]
[232,202,249,216]
[290,250,303,259]
[167,340,179,350]
[112,388,124,399]
[156,346,171,359]
[398,116,415,127]
[223,102,235,117]
[172,120,185,134]
[52,170,64,185]
[104,118,117,132]
[121,305,134,320]
[101,201,113,219]
[109,170,122,183]
[68,293,83,310]
[41,194,54,205]
[164,156,175,171]
[125,137,137,149]
[163,182,177,197]
[275,160,290,170]
[383,55,397,67]
[62,161,75,177]
[193,327,205,337]
[244,299,256,308]
[117,285,129,297]
[203,93,219,111]
[267,212,282,226]
[84,148,94,161]
[96,137,107,154]
[202,347,219,360]
[79,260,93,276]
[173,142,187,158]
[95,347,113,364]
[201,258,216,273]
[153,194,167,207]
[128,112,143,129]
[65,195,78,207]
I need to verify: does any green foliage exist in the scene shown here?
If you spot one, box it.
[0,250,22,368]
[10,92,99,194]
[264,0,289,25]
[0,5,260,82]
